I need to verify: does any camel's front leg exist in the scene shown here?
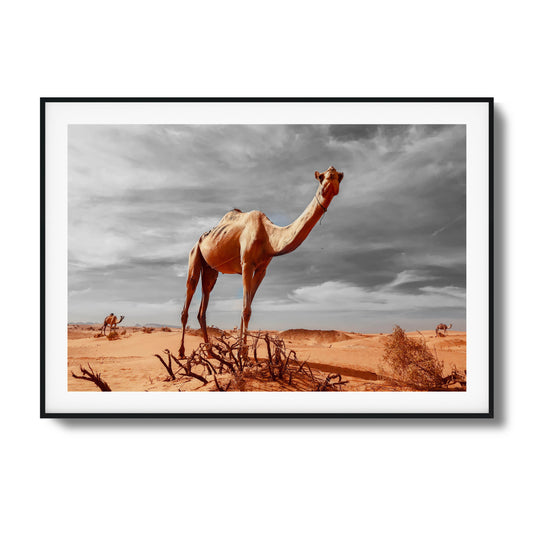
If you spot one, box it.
[239,263,254,352]
[239,263,269,352]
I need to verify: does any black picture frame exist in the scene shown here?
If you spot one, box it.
[41,97,493,418]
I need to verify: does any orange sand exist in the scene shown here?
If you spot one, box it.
[68,325,466,392]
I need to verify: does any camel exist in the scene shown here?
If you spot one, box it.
[435,323,452,337]
[179,166,344,357]
[101,313,125,335]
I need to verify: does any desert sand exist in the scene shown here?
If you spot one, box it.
[68,325,466,392]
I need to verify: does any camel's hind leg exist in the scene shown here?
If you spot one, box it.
[197,265,218,344]
[179,243,203,357]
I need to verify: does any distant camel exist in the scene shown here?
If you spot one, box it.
[435,323,452,337]
[101,313,124,335]
[179,166,344,357]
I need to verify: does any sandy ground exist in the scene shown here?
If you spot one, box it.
[68,325,466,392]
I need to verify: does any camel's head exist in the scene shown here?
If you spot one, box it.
[315,166,344,199]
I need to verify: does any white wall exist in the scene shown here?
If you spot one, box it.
[1,2,527,532]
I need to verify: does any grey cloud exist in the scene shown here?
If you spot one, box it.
[329,124,415,143]
[68,123,466,330]
[329,125,380,142]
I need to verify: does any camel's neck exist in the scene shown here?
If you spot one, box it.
[269,187,331,257]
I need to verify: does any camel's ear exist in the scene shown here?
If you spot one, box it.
[338,172,344,183]
[315,171,324,183]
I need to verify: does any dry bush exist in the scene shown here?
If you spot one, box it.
[92,329,122,340]
[142,327,154,334]
[161,327,172,332]
[382,325,444,390]
[107,330,120,341]
[154,332,348,392]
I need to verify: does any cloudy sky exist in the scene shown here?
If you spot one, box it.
[68,123,466,332]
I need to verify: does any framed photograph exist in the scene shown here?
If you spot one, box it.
[41,97,493,418]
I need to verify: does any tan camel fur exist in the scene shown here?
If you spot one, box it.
[179,166,344,357]
[435,323,452,337]
[101,313,124,335]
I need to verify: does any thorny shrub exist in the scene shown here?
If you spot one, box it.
[382,325,444,390]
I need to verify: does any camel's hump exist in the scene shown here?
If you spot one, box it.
[221,208,244,222]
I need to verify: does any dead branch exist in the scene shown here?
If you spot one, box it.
[316,373,350,391]
[169,352,208,385]
[153,349,208,385]
[153,352,176,380]
[199,344,235,373]
[71,364,112,391]
[442,365,467,388]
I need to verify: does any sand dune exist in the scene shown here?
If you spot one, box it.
[279,329,352,344]
[68,325,466,392]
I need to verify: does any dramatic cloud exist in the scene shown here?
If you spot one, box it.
[68,124,466,331]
